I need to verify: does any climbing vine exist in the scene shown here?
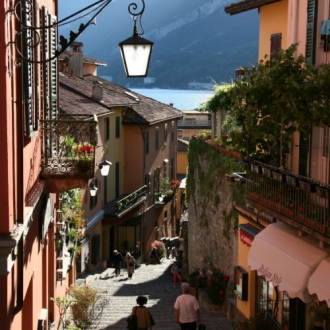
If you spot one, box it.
[186,137,243,230]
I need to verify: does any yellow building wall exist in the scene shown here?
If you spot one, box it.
[237,215,257,319]
[177,151,188,176]
[259,0,288,60]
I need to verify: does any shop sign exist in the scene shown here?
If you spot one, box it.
[240,228,254,246]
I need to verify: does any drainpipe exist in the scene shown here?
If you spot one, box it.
[14,51,24,315]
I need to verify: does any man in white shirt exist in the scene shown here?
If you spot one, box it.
[174,283,201,330]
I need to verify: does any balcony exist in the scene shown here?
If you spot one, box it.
[233,161,330,243]
[177,119,212,129]
[102,186,148,219]
[39,115,98,193]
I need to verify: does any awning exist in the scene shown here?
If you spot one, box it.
[308,257,330,307]
[248,222,329,303]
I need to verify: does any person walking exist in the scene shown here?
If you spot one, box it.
[126,252,135,279]
[112,250,123,276]
[171,261,182,287]
[128,296,154,330]
[174,283,201,330]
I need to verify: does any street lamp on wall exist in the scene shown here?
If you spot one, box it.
[89,144,111,196]
[13,0,153,77]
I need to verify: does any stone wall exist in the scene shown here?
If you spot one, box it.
[187,153,238,296]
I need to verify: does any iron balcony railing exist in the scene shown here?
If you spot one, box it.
[114,185,148,216]
[39,115,98,179]
[236,161,330,238]
[177,119,212,127]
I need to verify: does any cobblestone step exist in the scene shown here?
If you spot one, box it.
[77,259,233,330]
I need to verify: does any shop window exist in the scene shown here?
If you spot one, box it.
[234,266,248,301]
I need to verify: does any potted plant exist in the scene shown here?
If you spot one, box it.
[55,239,63,252]
[115,202,123,212]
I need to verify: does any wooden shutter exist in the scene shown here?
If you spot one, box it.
[306,0,318,65]
[49,14,58,122]
[42,7,58,157]
[22,0,33,137]
[270,33,282,61]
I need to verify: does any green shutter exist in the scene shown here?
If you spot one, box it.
[42,8,58,157]
[306,0,318,65]
[22,0,33,137]
[49,14,58,122]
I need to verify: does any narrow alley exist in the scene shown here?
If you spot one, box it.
[78,257,234,330]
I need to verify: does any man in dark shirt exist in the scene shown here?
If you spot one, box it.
[113,250,123,276]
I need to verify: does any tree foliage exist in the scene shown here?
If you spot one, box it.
[203,44,330,167]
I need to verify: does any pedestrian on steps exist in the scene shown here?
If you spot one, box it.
[112,250,123,276]
[126,252,135,279]
[128,296,153,330]
[171,261,182,287]
[174,283,201,330]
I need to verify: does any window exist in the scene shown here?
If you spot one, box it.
[171,158,174,179]
[145,173,151,194]
[171,121,175,142]
[22,5,57,138]
[155,126,159,150]
[105,117,110,140]
[164,123,168,145]
[115,162,119,198]
[115,116,120,138]
[306,0,318,65]
[164,210,168,221]
[234,266,248,301]
[90,179,98,209]
[270,33,281,62]
[145,130,149,154]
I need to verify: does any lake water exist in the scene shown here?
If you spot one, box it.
[131,88,215,111]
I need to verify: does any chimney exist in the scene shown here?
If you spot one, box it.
[169,103,174,107]
[68,42,84,78]
[92,81,103,101]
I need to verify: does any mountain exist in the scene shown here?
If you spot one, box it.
[58,0,259,88]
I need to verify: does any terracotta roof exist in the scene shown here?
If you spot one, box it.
[59,76,113,116]
[59,74,183,124]
[83,75,183,125]
[58,50,106,66]
[224,0,282,15]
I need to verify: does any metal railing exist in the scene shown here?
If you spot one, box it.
[39,115,97,179]
[177,119,211,127]
[239,161,330,237]
[115,185,147,215]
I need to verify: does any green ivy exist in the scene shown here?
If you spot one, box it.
[187,138,243,230]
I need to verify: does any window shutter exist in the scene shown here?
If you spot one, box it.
[270,33,282,61]
[41,7,58,157]
[49,14,58,157]
[22,1,33,137]
[49,14,58,122]
[306,0,318,65]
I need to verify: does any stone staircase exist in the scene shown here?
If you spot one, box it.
[75,259,234,330]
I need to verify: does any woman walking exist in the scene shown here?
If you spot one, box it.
[128,296,154,330]
[126,252,135,279]
[171,261,182,287]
